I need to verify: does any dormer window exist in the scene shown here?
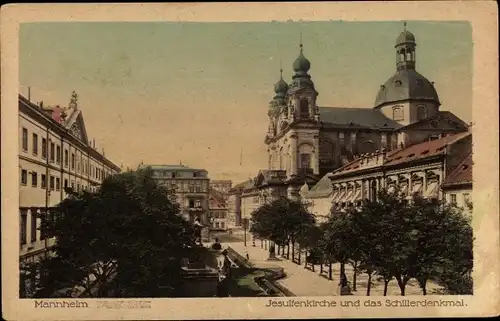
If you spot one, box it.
[395,80,403,87]
[417,105,427,120]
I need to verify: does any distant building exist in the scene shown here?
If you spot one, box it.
[148,164,210,224]
[208,188,228,231]
[209,180,232,195]
[18,93,121,296]
[227,181,247,228]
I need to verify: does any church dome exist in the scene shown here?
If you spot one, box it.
[396,30,416,46]
[374,69,440,108]
[293,51,311,73]
[274,78,289,94]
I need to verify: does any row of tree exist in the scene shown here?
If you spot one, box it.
[249,189,473,296]
[22,168,201,298]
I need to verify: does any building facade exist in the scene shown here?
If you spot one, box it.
[441,153,473,216]
[301,131,472,219]
[208,189,228,231]
[148,165,210,224]
[19,93,121,296]
[240,23,470,213]
[226,181,247,228]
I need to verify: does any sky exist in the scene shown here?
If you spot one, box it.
[19,21,472,183]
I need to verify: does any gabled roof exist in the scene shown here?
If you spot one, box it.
[442,153,473,187]
[305,173,333,198]
[319,107,403,130]
[331,131,471,177]
[148,164,207,172]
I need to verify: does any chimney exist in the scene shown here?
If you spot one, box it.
[93,139,95,148]
[28,87,31,102]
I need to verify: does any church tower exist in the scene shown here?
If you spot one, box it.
[284,37,321,177]
[286,36,320,123]
[374,22,441,126]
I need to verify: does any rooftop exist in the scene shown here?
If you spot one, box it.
[147,164,207,172]
[442,153,473,187]
[319,106,402,130]
[331,131,471,177]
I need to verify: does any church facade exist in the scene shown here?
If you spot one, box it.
[237,24,469,223]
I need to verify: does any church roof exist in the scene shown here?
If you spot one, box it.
[319,107,402,130]
[374,69,440,108]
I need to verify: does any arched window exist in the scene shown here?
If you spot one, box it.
[393,106,404,121]
[279,147,284,169]
[299,99,309,117]
[399,49,406,62]
[300,153,311,170]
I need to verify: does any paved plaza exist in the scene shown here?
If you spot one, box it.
[225,240,444,296]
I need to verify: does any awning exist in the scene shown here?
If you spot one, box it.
[336,190,346,203]
[424,181,439,198]
[331,190,340,202]
[351,189,362,202]
[344,188,354,202]
[400,183,409,196]
[412,181,423,194]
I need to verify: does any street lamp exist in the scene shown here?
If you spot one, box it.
[242,218,249,247]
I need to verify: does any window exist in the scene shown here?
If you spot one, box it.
[416,105,427,120]
[56,178,60,191]
[22,128,28,151]
[450,194,457,205]
[42,138,47,158]
[195,182,202,193]
[463,193,470,204]
[220,222,225,229]
[64,179,68,189]
[20,210,27,245]
[299,98,309,117]
[300,153,311,169]
[31,172,37,187]
[41,174,46,189]
[31,211,37,242]
[21,169,27,185]
[50,176,55,191]
[50,142,55,162]
[189,184,194,193]
[189,199,195,208]
[71,153,75,169]
[77,183,80,192]
[195,200,201,208]
[56,146,61,163]
[32,134,38,155]
[64,150,69,167]
[393,106,404,121]
[71,181,74,188]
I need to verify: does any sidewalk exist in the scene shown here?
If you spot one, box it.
[226,241,443,296]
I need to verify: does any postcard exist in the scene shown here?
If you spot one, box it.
[1,2,498,320]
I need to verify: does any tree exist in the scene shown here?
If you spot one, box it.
[27,167,197,298]
[250,197,316,260]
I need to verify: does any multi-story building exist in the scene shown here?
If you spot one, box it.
[301,131,472,221]
[19,93,121,295]
[226,181,247,228]
[209,180,233,195]
[208,189,228,231]
[148,164,210,224]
